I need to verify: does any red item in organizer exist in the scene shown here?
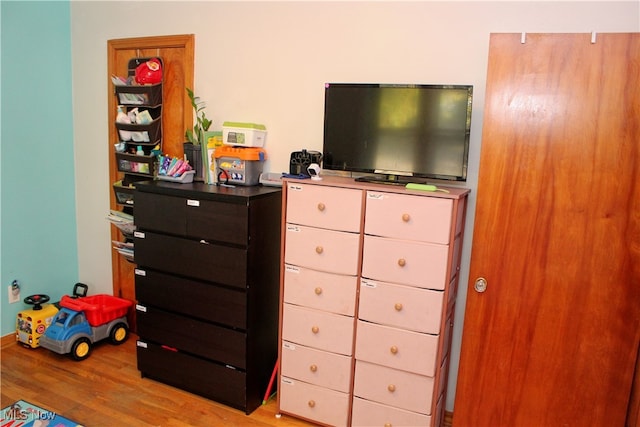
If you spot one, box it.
[135,58,162,84]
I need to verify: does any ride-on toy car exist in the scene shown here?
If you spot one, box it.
[39,294,132,361]
[15,283,89,349]
[15,294,59,348]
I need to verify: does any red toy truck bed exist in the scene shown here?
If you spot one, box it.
[59,294,132,327]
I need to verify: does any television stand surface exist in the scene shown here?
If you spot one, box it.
[354,175,426,186]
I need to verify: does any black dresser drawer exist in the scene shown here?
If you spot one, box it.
[135,268,247,329]
[135,191,249,245]
[136,340,250,413]
[134,231,247,289]
[136,304,246,369]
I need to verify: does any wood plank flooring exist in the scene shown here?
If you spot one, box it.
[1,334,312,427]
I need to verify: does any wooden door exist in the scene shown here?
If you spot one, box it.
[454,33,640,426]
[107,35,194,325]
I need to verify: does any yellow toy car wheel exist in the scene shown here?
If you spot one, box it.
[110,323,129,345]
[71,338,92,361]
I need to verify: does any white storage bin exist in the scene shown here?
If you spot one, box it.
[222,122,267,147]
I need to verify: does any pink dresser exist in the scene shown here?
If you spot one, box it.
[277,176,469,427]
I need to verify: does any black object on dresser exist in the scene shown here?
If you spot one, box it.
[133,181,282,414]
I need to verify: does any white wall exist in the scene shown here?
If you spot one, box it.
[70,0,639,412]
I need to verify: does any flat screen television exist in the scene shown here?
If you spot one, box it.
[322,83,473,183]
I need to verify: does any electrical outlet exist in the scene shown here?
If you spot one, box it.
[8,283,20,304]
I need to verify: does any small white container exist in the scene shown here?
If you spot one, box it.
[222,122,267,147]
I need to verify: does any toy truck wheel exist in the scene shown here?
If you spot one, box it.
[71,338,92,361]
[110,322,129,345]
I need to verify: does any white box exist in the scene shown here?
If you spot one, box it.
[222,122,267,147]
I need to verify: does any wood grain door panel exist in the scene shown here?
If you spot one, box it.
[454,33,640,427]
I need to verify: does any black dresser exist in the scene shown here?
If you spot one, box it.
[133,181,282,414]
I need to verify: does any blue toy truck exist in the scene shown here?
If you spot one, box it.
[39,294,133,361]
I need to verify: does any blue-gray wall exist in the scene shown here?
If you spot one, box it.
[1,1,77,336]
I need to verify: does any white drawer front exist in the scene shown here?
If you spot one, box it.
[282,304,354,355]
[352,396,431,427]
[279,377,350,427]
[358,279,444,334]
[353,360,435,415]
[365,191,453,244]
[284,264,357,316]
[355,320,439,377]
[281,341,352,393]
[285,225,360,275]
[286,183,362,232]
[362,235,448,290]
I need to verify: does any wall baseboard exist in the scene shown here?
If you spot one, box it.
[444,410,453,427]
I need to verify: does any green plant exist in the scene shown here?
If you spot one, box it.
[185,88,212,145]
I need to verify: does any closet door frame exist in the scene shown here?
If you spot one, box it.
[107,34,195,328]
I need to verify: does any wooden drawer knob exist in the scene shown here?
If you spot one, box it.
[315,246,324,254]
[387,384,396,393]
[308,400,316,408]
[384,424,392,427]
[314,287,323,295]
[390,345,398,355]
[311,325,320,334]
[317,202,326,212]
[394,303,403,311]
[397,258,406,267]
[310,364,318,372]
[402,213,410,222]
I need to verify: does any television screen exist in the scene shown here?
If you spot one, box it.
[322,83,473,182]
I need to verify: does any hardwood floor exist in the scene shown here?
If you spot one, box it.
[1,334,312,427]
